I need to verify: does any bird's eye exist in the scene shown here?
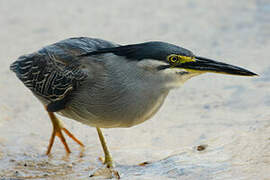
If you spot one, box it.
[168,54,196,65]
[168,55,178,63]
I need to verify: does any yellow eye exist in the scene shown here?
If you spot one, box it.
[168,54,196,65]
[168,55,178,63]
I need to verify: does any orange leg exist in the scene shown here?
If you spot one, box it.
[46,111,84,155]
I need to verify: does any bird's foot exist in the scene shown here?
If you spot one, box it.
[46,112,85,155]
[92,128,119,178]
[89,156,120,179]
[98,156,114,168]
[89,165,120,179]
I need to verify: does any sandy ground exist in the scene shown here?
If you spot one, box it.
[0,0,269,179]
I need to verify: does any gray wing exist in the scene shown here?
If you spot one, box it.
[10,37,118,111]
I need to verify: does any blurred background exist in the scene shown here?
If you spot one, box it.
[0,0,269,179]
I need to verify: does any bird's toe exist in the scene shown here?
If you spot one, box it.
[89,165,120,179]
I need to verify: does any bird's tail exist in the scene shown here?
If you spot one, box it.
[10,54,35,79]
[9,53,48,93]
[10,58,20,73]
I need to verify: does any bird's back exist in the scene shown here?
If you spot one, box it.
[10,37,118,109]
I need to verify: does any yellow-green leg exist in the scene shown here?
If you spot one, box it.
[90,128,119,179]
[96,127,113,168]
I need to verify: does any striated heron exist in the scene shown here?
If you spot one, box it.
[10,37,257,178]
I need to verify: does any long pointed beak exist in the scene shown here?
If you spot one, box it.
[177,56,257,76]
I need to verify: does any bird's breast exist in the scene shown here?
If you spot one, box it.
[60,77,169,128]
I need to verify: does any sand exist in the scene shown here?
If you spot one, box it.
[0,0,269,179]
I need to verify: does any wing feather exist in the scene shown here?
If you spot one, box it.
[10,37,118,111]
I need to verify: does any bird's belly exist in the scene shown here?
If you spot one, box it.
[58,92,169,128]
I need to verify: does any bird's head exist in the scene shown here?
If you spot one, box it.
[80,41,257,88]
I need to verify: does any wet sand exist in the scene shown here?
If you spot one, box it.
[0,0,269,179]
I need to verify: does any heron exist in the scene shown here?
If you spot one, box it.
[10,37,257,178]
